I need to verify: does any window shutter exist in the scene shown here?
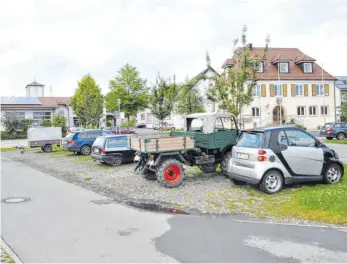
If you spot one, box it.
[291,84,295,97]
[312,84,317,96]
[261,84,266,97]
[324,84,329,96]
[304,84,308,96]
[283,84,287,97]
[270,84,275,97]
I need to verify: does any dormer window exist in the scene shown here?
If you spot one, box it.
[256,62,264,73]
[279,62,289,73]
[303,62,312,73]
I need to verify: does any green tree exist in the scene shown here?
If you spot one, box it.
[208,26,269,118]
[175,76,205,114]
[105,64,148,127]
[340,94,347,122]
[52,114,67,134]
[149,75,179,131]
[70,74,104,127]
[1,113,25,134]
[41,119,52,127]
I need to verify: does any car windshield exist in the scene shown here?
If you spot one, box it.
[93,137,105,146]
[237,132,262,148]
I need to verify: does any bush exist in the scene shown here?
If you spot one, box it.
[0,131,27,140]
[122,118,136,128]
[41,119,52,127]
[0,113,34,134]
[106,120,112,127]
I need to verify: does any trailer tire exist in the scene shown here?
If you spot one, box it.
[156,159,185,188]
[198,164,217,173]
[43,144,53,153]
[221,151,232,176]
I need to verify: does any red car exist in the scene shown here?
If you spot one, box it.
[102,126,137,135]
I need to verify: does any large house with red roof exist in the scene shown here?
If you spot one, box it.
[222,45,337,129]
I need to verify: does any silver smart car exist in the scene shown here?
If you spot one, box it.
[227,126,344,194]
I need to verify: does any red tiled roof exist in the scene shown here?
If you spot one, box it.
[1,97,71,109]
[222,47,335,80]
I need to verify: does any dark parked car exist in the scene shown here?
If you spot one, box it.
[91,135,135,165]
[63,129,112,155]
[102,126,137,135]
[319,122,347,140]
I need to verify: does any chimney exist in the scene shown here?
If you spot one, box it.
[246,43,253,51]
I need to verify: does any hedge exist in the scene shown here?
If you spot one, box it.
[0,131,27,140]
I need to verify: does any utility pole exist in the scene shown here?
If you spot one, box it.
[117,99,121,134]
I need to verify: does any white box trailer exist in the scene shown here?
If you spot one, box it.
[27,127,62,152]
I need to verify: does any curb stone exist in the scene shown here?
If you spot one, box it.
[1,238,22,264]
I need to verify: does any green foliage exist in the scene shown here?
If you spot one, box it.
[208,26,269,117]
[175,76,205,115]
[52,114,67,134]
[41,119,52,127]
[106,120,112,127]
[70,74,104,127]
[105,64,148,120]
[0,131,27,140]
[0,113,33,134]
[122,118,136,128]
[340,101,347,122]
[149,75,179,126]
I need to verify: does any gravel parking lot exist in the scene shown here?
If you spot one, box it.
[2,146,346,225]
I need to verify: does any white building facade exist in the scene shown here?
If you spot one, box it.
[222,47,337,130]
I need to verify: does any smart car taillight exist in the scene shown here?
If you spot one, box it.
[258,150,267,155]
[258,156,267,162]
[327,128,333,133]
[101,148,105,154]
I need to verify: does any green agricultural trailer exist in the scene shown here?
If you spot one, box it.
[128,113,240,188]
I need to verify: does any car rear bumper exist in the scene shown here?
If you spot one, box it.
[320,132,337,138]
[62,145,80,152]
[91,153,112,163]
[227,159,264,184]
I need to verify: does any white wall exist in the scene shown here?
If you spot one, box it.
[241,80,336,130]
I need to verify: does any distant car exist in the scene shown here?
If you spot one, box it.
[62,129,112,155]
[319,122,347,140]
[102,126,137,135]
[91,135,135,166]
[227,126,344,194]
[153,122,175,130]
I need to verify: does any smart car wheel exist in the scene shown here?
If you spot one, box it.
[337,133,346,140]
[323,163,342,184]
[260,170,283,194]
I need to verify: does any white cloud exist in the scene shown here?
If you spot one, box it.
[0,0,346,97]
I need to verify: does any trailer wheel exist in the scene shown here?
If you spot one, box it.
[156,159,185,188]
[198,164,217,173]
[43,144,53,153]
[221,151,232,176]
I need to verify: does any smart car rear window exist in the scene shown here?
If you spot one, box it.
[236,132,262,148]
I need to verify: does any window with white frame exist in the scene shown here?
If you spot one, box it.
[316,84,324,96]
[254,62,263,73]
[140,113,145,121]
[279,62,289,73]
[252,107,260,117]
[33,112,51,126]
[297,106,305,116]
[309,106,317,116]
[303,63,312,73]
[274,84,283,96]
[341,91,347,103]
[321,106,329,116]
[295,84,304,96]
[252,85,261,97]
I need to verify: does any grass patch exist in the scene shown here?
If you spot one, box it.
[84,177,92,182]
[1,248,15,264]
[324,139,347,144]
[73,155,92,163]
[207,165,347,224]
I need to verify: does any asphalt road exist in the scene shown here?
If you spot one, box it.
[2,157,347,263]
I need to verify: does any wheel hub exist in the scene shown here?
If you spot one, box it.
[164,165,181,184]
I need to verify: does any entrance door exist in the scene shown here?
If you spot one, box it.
[273,106,284,124]
[279,130,323,176]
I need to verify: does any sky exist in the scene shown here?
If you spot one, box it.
[1,0,346,97]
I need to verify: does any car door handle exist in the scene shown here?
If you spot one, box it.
[280,144,288,151]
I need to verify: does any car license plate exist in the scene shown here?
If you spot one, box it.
[237,153,249,160]
[94,148,99,153]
